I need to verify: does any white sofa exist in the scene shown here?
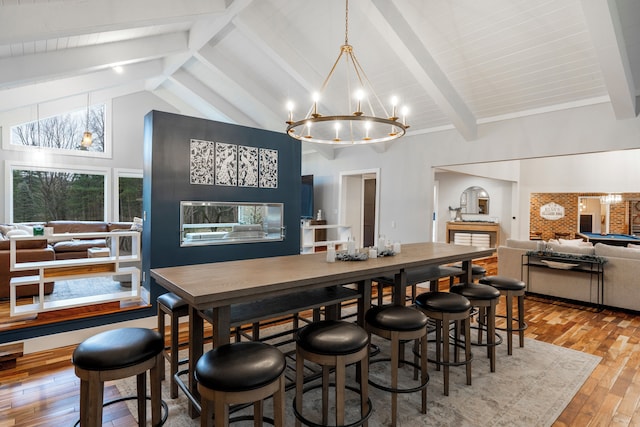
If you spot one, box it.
[498,239,640,312]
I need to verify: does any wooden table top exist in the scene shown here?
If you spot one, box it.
[151,242,495,309]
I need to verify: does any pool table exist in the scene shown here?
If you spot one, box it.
[578,232,640,247]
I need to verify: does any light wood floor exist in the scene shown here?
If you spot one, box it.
[1,291,640,426]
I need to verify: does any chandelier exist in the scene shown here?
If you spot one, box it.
[600,194,622,205]
[285,0,409,145]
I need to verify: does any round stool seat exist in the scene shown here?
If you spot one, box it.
[365,305,428,332]
[450,283,500,300]
[415,292,471,313]
[195,342,285,392]
[480,276,525,291]
[72,327,164,371]
[296,320,369,355]
[157,292,188,310]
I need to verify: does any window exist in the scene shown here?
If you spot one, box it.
[9,163,108,223]
[9,103,108,157]
[114,169,143,222]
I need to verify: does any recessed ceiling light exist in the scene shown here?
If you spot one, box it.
[113,66,124,74]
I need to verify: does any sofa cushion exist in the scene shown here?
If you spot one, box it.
[107,222,133,232]
[0,238,49,251]
[505,239,538,250]
[559,238,592,246]
[595,243,640,260]
[628,243,640,249]
[53,239,107,253]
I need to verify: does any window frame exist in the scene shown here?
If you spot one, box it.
[2,100,113,159]
[5,160,111,223]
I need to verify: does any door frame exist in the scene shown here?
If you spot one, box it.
[338,168,380,248]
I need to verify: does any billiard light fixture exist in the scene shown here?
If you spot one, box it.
[285,0,409,145]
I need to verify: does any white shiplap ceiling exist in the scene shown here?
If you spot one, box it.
[0,0,637,155]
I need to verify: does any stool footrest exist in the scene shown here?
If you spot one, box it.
[449,326,504,347]
[293,383,372,427]
[368,358,429,394]
[495,314,528,333]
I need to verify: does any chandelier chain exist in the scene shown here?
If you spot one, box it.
[344,0,349,45]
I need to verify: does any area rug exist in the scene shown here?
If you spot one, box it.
[37,277,129,302]
[116,328,601,427]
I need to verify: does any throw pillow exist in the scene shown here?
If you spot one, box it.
[559,238,588,246]
[6,229,30,237]
[0,224,16,236]
[16,224,34,235]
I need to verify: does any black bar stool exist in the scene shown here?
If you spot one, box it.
[480,276,527,355]
[450,283,501,372]
[72,327,165,427]
[414,292,472,396]
[365,305,429,426]
[195,341,286,427]
[157,292,189,398]
[294,320,372,427]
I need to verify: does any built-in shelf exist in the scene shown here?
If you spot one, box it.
[300,224,352,254]
[9,231,141,317]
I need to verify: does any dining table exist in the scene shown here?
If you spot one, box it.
[150,241,495,416]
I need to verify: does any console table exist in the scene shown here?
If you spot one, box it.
[446,221,500,248]
[522,251,605,309]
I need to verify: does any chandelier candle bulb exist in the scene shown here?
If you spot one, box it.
[391,96,398,119]
[402,106,409,126]
[286,101,294,123]
[305,121,312,138]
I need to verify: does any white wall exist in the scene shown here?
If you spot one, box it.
[302,102,640,244]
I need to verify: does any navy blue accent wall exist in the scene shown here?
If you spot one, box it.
[143,111,301,301]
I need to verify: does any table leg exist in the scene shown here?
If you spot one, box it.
[357,279,372,328]
[211,306,232,347]
[461,259,473,284]
[393,270,407,306]
[188,305,204,418]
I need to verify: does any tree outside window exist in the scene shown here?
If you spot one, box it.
[118,177,143,222]
[10,104,105,153]
[13,169,105,223]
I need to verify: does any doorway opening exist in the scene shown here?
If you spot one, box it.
[339,169,380,249]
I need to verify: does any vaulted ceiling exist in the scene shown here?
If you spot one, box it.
[1,0,638,155]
